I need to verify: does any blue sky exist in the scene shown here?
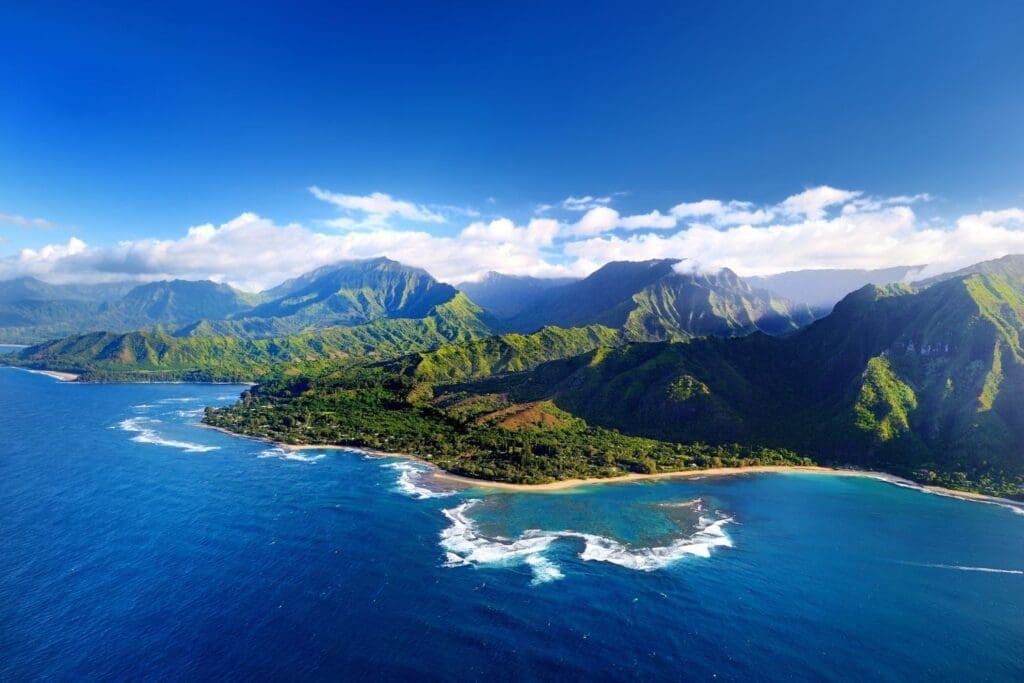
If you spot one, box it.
[1,2,1023,288]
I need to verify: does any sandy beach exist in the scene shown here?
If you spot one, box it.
[22,368,80,382]
[241,434,1024,513]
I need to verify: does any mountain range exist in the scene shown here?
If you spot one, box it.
[8,253,1024,495]
[746,265,925,312]
[7,257,814,378]
[198,254,1024,495]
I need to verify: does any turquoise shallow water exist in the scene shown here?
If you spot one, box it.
[1,364,1023,680]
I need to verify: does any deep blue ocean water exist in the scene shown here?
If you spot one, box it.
[2,363,1023,680]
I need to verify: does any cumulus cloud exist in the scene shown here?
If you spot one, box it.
[619,210,677,230]
[779,186,861,220]
[460,217,560,246]
[0,213,572,290]
[0,212,55,229]
[670,199,773,226]
[4,186,1024,291]
[309,186,445,226]
[570,207,678,235]
[565,202,1024,278]
[572,207,620,236]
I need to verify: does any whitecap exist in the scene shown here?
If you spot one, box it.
[157,397,199,404]
[524,553,565,585]
[440,500,561,584]
[911,562,1023,575]
[387,461,456,499]
[175,408,206,418]
[117,417,219,453]
[439,499,732,584]
[257,447,326,463]
[573,516,733,570]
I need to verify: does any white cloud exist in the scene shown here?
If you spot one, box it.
[572,207,620,236]
[779,186,861,220]
[0,213,572,290]
[4,186,1024,293]
[562,195,612,211]
[565,201,1024,278]
[670,199,773,226]
[0,212,54,229]
[570,207,678,236]
[309,186,445,225]
[460,217,559,246]
[618,210,677,230]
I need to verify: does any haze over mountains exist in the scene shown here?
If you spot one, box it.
[0,254,942,345]
[0,256,816,345]
[747,265,925,312]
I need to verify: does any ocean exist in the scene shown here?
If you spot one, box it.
[1,364,1022,680]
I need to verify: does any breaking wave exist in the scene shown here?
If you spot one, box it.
[117,417,219,453]
[387,461,456,499]
[440,499,732,584]
[257,447,326,463]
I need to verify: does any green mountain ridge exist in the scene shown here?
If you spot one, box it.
[505,258,814,339]
[200,256,1024,495]
[0,278,256,343]
[12,292,493,382]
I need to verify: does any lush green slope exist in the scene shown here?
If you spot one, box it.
[11,293,493,381]
[383,324,622,385]
[0,258,467,343]
[0,278,258,343]
[203,260,1024,495]
[204,365,810,484]
[479,274,1024,494]
[212,257,463,336]
[505,258,814,338]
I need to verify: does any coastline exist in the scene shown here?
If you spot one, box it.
[202,426,1024,514]
[16,367,80,382]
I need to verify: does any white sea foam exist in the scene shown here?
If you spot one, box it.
[175,408,205,418]
[117,417,219,453]
[157,397,199,404]
[440,501,561,584]
[257,447,326,463]
[387,461,456,499]
[440,499,733,583]
[132,403,156,410]
[912,562,1023,575]
[524,553,565,585]
[575,517,733,570]
[881,479,1024,517]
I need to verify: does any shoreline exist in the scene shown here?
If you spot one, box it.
[16,367,80,382]
[202,425,1024,514]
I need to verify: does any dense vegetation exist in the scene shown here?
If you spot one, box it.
[0,278,255,343]
[6,258,815,379]
[209,258,1024,495]
[11,254,1024,495]
[504,258,814,338]
[10,293,493,381]
[204,366,811,484]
